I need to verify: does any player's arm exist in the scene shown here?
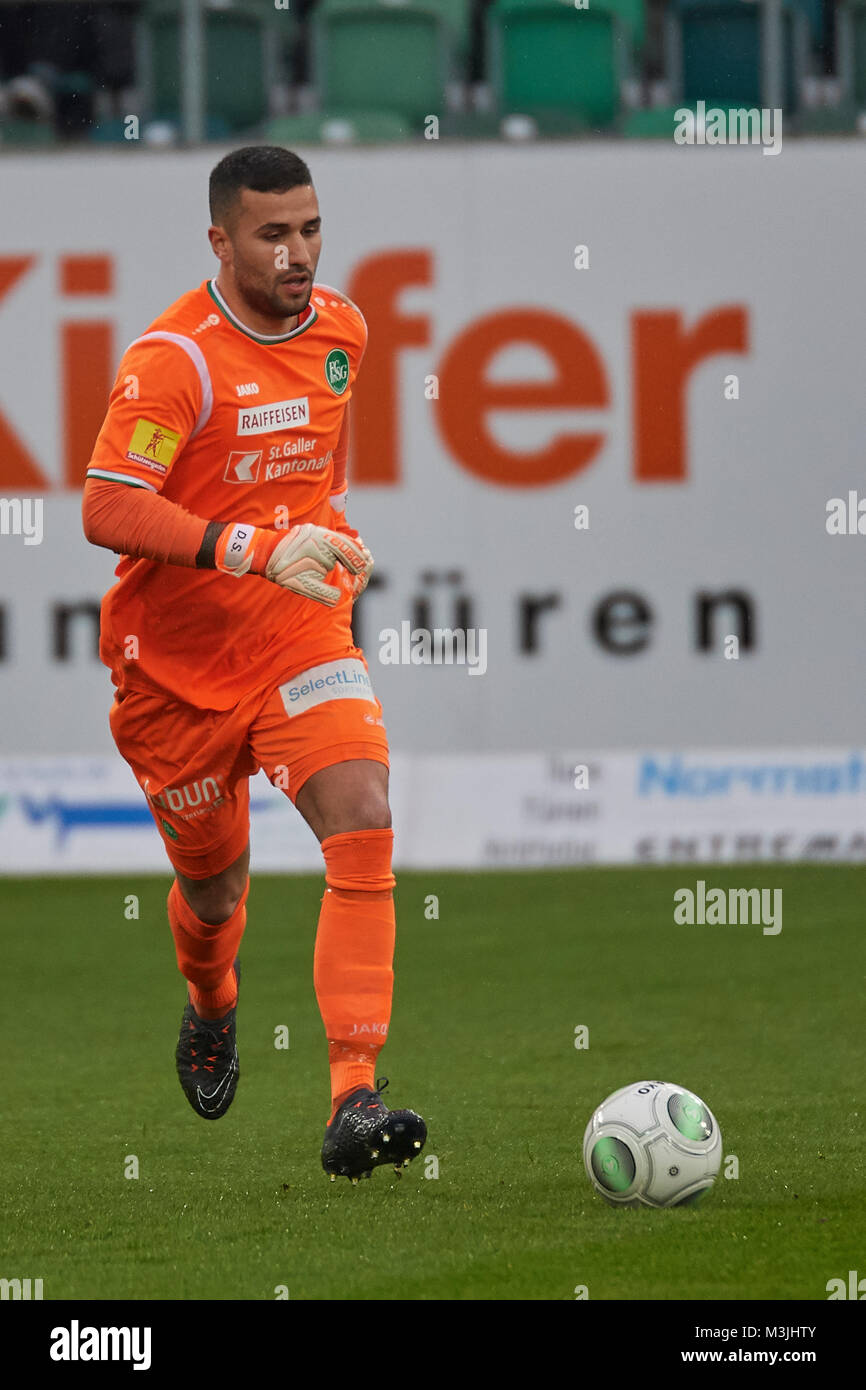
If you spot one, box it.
[82,477,370,606]
[82,335,369,606]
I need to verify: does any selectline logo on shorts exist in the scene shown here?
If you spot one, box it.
[279,659,374,717]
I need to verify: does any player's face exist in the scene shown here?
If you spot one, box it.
[220,185,322,324]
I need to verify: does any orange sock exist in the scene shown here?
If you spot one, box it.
[167,879,247,1020]
[313,828,396,1122]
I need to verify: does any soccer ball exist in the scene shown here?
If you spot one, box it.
[583,1080,722,1208]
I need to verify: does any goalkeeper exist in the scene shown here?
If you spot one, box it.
[82,145,426,1182]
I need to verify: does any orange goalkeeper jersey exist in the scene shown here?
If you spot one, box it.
[88,277,367,710]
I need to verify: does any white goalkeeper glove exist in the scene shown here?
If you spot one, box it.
[214,520,372,607]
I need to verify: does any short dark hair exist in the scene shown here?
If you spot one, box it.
[209,145,313,228]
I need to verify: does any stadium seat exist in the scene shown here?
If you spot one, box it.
[88,113,233,142]
[311,6,452,127]
[88,118,140,143]
[487,0,635,130]
[667,1,810,111]
[264,110,413,144]
[0,119,56,146]
[837,1,866,111]
[597,0,647,51]
[795,0,826,48]
[139,1,281,133]
[794,102,858,133]
[670,0,823,50]
[317,0,474,73]
[489,0,646,48]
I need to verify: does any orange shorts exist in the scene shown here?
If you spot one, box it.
[110,654,389,878]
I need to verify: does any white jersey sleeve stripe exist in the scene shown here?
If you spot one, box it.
[128,330,214,440]
[86,468,158,492]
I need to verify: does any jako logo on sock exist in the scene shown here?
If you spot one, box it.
[49,1321,152,1371]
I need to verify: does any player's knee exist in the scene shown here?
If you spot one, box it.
[356,789,391,831]
[366,790,391,829]
[176,845,250,924]
[199,891,244,925]
[179,871,247,925]
[324,796,391,839]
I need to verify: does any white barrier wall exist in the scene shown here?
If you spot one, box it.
[1,748,864,873]
[0,143,864,868]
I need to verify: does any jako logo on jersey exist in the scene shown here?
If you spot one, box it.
[192,312,221,336]
[224,450,262,483]
[235,382,260,396]
[324,348,350,395]
[237,397,310,435]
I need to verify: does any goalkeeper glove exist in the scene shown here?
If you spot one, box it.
[329,510,374,602]
[214,520,372,608]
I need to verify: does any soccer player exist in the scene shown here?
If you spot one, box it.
[82,146,426,1183]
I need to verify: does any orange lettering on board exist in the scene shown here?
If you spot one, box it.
[436,309,609,487]
[347,250,432,485]
[632,306,748,481]
[0,256,50,491]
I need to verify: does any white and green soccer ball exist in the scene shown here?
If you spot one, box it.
[583,1080,722,1208]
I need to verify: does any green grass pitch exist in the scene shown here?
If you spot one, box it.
[1,865,863,1301]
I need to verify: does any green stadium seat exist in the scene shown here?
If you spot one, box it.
[604,0,646,51]
[838,1,866,110]
[488,0,634,129]
[668,1,809,111]
[672,0,823,49]
[317,0,474,72]
[88,118,140,143]
[264,110,413,144]
[794,102,858,133]
[311,6,452,127]
[433,110,505,137]
[139,1,278,133]
[620,106,684,138]
[490,0,646,48]
[88,113,232,142]
[0,120,56,146]
[797,0,826,48]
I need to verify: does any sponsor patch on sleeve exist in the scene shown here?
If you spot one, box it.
[125,418,181,475]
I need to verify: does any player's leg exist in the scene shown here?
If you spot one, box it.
[171,844,250,1020]
[109,689,255,1118]
[168,843,250,1121]
[251,667,426,1178]
[292,757,391,842]
[253,698,395,1108]
[296,757,425,1179]
[296,759,394,1104]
